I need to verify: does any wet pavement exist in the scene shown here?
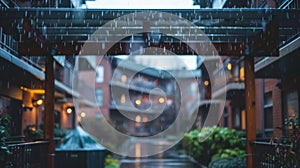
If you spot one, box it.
[118,137,204,168]
[120,157,202,168]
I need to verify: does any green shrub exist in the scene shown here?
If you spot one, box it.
[104,155,119,168]
[183,126,246,166]
[23,125,44,140]
[208,158,246,168]
[0,114,11,166]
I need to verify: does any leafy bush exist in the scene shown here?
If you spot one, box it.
[266,115,300,167]
[183,126,246,166]
[54,128,67,138]
[104,155,119,168]
[208,158,246,168]
[23,125,44,140]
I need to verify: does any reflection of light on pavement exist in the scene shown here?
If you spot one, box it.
[134,157,140,168]
[157,144,163,159]
[135,143,141,157]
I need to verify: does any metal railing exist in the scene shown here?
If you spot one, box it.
[6,141,48,168]
[0,27,18,56]
[279,0,299,9]
[252,141,298,168]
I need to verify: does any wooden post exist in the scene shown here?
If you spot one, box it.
[44,55,55,168]
[244,55,256,168]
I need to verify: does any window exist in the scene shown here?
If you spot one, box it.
[96,89,103,106]
[223,107,228,127]
[96,66,104,83]
[241,110,246,130]
[264,92,273,136]
[232,108,241,128]
[239,67,245,81]
[232,107,246,130]
[121,74,127,83]
[63,61,73,87]
[120,94,126,104]
[285,91,299,118]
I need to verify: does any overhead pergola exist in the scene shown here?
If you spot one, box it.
[0,8,299,168]
[0,8,299,56]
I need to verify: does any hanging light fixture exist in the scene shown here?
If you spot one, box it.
[66,107,73,114]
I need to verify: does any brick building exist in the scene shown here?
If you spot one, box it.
[197,0,300,140]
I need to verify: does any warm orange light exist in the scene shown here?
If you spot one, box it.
[121,75,127,83]
[135,143,141,157]
[204,80,209,86]
[21,86,45,94]
[66,107,73,114]
[135,115,141,122]
[36,99,43,106]
[227,63,232,70]
[120,94,126,104]
[241,110,246,130]
[135,99,141,106]
[158,97,165,104]
[20,86,28,91]
[240,67,245,81]
[142,117,148,122]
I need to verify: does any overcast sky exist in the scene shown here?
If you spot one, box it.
[85,0,198,9]
[86,0,199,70]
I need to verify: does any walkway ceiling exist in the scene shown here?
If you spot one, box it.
[0,8,299,57]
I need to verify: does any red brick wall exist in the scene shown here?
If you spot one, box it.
[255,0,277,7]
[78,57,111,119]
[255,79,283,137]
[255,79,263,132]
[264,79,282,136]
[95,58,112,117]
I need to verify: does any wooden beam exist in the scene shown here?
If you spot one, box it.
[44,55,55,168]
[19,41,247,56]
[244,55,256,168]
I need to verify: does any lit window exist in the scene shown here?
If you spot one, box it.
[240,67,245,81]
[158,97,165,104]
[121,75,127,83]
[241,110,246,130]
[135,115,141,122]
[96,66,104,83]
[120,94,126,104]
[96,89,103,106]
[135,99,141,106]
[227,63,232,70]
